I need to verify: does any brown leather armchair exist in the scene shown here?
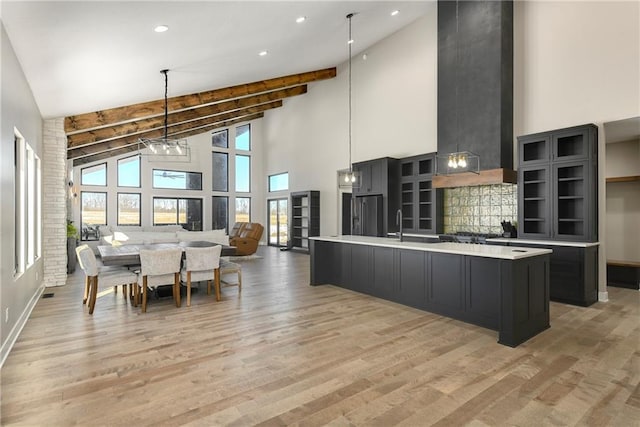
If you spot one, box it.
[229,222,264,256]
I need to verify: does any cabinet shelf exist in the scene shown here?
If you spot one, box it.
[524,180,545,184]
[524,197,545,201]
[606,175,640,183]
[290,191,319,253]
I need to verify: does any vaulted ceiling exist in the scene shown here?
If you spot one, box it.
[2,1,433,165]
[65,67,336,165]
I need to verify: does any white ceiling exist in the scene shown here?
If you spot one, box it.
[1,1,433,119]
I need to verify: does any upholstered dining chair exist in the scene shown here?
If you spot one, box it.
[180,245,223,306]
[75,245,138,315]
[135,247,183,313]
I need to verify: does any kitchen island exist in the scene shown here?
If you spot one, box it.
[310,236,552,347]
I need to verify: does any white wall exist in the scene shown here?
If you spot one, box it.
[605,140,640,261]
[1,22,45,365]
[262,10,438,236]
[514,0,640,298]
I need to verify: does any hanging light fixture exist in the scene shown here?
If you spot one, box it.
[338,13,362,189]
[138,69,191,162]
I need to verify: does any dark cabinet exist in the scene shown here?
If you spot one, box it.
[352,157,400,235]
[518,124,598,242]
[399,153,443,235]
[489,240,598,306]
[290,191,320,253]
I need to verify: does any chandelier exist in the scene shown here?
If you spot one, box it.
[338,13,362,189]
[138,69,191,162]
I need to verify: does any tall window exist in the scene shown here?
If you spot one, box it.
[81,192,107,240]
[236,155,250,192]
[118,193,141,225]
[212,196,229,231]
[118,155,140,187]
[235,197,251,222]
[235,124,251,150]
[212,123,252,230]
[212,152,228,192]
[81,163,107,186]
[13,130,41,275]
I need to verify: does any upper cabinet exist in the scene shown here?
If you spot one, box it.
[518,123,598,242]
[399,153,443,235]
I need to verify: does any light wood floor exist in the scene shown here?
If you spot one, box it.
[1,246,639,426]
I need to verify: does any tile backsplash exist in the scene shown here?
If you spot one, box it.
[443,184,517,235]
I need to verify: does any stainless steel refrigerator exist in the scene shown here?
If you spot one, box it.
[352,195,383,237]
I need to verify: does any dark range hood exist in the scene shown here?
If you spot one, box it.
[435,0,515,187]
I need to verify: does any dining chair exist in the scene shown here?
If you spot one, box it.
[135,247,183,313]
[75,244,138,315]
[180,245,223,306]
[219,259,242,295]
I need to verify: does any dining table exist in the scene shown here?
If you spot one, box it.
[97,241,236,266]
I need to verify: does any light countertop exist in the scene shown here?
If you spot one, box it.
[310,235,552,260]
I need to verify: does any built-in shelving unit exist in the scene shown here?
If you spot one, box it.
[290,191,320,253]
[399,153,442,234]
[606,175,640,183]
[518,123,598,242]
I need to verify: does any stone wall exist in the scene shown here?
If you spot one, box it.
[443,184,517,235]
[42,118,68,287]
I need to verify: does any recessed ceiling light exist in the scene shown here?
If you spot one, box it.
[296,16,306,23]
[154,25,169,33]
[391,10,400,16]
[259,50,268,56]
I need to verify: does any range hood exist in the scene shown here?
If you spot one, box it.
[436,0,515,187]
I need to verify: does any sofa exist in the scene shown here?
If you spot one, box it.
[229,222,264,256]
[99,225,229,247]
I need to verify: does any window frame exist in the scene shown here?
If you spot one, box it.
[152,196,203,230]
[117,192,142,226]
[212,152,229,192]
[268,172,289,192]
[212,129,229,148]
[235,154,251,193]
[235,197,251,223]
[80,191,108,241]
[81,162,107,186]
[117,155,141,188]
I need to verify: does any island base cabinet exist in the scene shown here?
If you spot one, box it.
[310,239,551,347]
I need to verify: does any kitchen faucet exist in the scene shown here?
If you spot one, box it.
[396,209,403,242]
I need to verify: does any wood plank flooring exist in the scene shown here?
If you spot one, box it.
[1,246,639,426]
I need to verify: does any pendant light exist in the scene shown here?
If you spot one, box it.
[138,69,191,162]
[339,13,361,189]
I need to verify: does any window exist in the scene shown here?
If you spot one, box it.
[153,169,202,190]
[81,163,107,186]
[235,197,251,223]
[212,152,228,192]
[153,197,203,231]
[81,192,107,241]
[235,124,251,150]
[236,155,250,192]
[213,124,252,229]
[117,193,141,225]
[212,129,228,148]
[212,196,229,232]
[14,132,24,274]
[118,155,140,187]
[269,172,289,192]
[12,130,41,275]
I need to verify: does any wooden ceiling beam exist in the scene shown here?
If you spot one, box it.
[67,106,269,159]
[67,99,283,148]
[66,86,304,148]
[72,113,264,166]
[64,67,335,133]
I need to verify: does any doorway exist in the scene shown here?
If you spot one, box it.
[268,198,289,247]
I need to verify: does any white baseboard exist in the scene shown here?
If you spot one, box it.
[0,284,45,369]
[598,291,609,302]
